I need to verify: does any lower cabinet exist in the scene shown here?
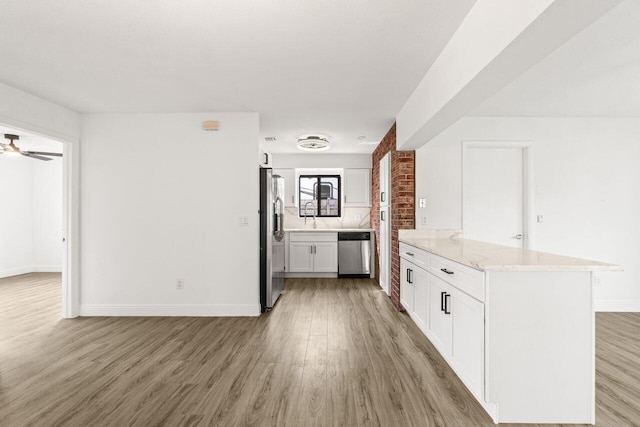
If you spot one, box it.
[450,286,484,397]
[400,258,429,334]
[289,239,338,273]
[313,241,338,272]
[401,249,485,402]
[428,273,453,355]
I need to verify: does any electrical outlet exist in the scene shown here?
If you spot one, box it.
[421,215,427,225]
[594,276,602,287]
[537,215,544,223]
[176,279,184,290]
[239,217,249,226]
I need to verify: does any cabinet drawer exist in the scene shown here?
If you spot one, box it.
[428,255,485,302]
[290,232,337,242]
[399,243,429,267]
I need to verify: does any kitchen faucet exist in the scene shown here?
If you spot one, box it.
[304,201,317,229]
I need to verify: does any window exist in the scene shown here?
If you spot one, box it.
[299,175,341,217]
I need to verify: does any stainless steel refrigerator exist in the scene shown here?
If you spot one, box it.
[259,168,285,312]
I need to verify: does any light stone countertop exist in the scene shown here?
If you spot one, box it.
[285,228,373,232]
[399,236,623,272]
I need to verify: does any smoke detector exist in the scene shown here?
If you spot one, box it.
[297,135,330,152]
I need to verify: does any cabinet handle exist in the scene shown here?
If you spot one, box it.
[408,269,413,284]
[380,192,385,203]
[380,211,385,221]
[441,291,446,312]
[440,268,454,275]
[444,294,451,315]
[292,195,295,204]
[264,153,269,165]
[406,269,410,283]
[406,252,414,256]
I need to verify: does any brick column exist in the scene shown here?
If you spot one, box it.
[371,124,415,310]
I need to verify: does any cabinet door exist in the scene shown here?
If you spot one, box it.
[412,266,429,333]
[273,168,296,207]
[428,273,453,356]
[344,169,371,207]
[379,208,390,295]
[313,241,338,272]
[379,153,390,207]
[259,148,271,167]
[451,288,484,398]
[400,259,414,313]
[289,242,314,272]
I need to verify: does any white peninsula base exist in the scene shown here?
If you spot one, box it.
[399,230,621,424]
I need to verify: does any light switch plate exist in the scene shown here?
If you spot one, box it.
[419,198,426,208]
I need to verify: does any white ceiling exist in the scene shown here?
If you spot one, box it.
[471,0,640,117]
[0,0,476,153]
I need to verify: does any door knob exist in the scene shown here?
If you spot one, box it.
[514,234,523,240]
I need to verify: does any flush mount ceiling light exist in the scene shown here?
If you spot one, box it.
[297,135,330,152]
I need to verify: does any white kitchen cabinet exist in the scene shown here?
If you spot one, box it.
[313,242,338,272]
[273,168,296,207]
[288,233,338,273]
[428,273,453,355]
[379,153,390,207]
[412,266,429,333]
[259,148,272,167]
[450,286,484,398]
[401,258,429,333]
[289,241,314,272]
[344,168,371,207]
[400,240,603,424]
[426,269,484,400]
[400,259,414,313]
[379,207,390,295]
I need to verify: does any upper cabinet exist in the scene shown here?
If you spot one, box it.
[379,153,390,207]
[273,168,296,207]
[259,148,272,168]
[344,168,371,207]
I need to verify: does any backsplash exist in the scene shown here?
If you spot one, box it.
[284,207,371,229]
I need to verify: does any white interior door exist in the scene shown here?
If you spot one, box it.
[463,145,525,248]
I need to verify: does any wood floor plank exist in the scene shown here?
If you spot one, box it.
[1,273,639,426]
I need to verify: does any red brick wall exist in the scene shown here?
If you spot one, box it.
[371,123,415,310]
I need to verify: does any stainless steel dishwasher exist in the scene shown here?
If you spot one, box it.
[338,232,371,278]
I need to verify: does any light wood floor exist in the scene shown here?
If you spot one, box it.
[1,273,639,426]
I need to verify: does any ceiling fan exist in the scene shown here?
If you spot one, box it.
[1,134,63,161]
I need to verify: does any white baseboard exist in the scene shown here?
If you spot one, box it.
[595,300,640,312]
[285,272,338,278]
[33,265,62,272]
[0,266,33,279]
[79,304,261,317]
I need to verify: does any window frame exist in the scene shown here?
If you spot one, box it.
[298,174,342,218]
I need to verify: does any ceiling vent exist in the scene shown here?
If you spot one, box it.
[297,135,330,152]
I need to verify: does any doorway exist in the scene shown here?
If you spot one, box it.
[462,141,533,249]
[0,124,76,318]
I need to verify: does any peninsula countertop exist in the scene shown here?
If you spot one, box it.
[285,228,373,232]
[399,235,622,272]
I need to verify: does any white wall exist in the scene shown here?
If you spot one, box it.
[272,153,372,169]
[80,113,260,316]
[0,155,62,277]
[0,82,79,143]
[0,156,33,277]
[414,116,640,311]
[33,158,63,270]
